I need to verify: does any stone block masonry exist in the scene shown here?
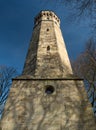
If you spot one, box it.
[1,11,96,130]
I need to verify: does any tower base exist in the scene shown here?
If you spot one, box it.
[1,77,96,130]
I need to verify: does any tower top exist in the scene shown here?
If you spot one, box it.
[34,10,60,27]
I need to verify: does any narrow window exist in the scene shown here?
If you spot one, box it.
[55,21,57,25]
[47,46,50,51]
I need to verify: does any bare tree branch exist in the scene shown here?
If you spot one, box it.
[72,38,96,115]
[0,65,18,119]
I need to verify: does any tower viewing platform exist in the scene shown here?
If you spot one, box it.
[34,11,60,27]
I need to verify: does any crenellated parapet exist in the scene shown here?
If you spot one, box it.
[34,10,60,27]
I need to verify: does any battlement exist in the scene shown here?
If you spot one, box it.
[34,10,60,27]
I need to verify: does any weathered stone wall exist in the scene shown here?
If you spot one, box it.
[1,11,96,130]
[23,11,73,78]
[1,79,96,130]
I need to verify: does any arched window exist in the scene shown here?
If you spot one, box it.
[47,46,50,51]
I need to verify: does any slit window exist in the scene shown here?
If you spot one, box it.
[47,46,50,51]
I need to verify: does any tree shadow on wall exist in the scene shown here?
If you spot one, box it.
[0,80,96,130]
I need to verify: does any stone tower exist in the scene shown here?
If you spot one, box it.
[1,11,96,130]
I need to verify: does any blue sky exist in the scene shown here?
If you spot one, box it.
[0,0,91,73]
